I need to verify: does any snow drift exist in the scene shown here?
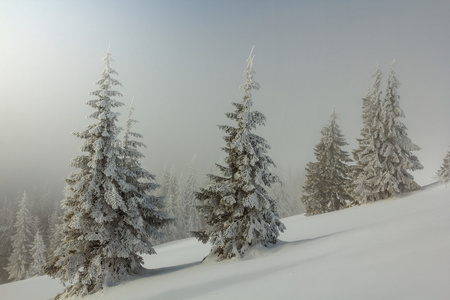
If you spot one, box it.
[1,183,449,300]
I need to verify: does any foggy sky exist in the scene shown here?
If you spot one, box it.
[1,0,450,201]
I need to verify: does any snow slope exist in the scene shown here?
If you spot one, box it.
[2,183,450,300]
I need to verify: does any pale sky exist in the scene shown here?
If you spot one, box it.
[1,0,450,201]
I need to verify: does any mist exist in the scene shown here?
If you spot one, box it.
[1,0,450,203]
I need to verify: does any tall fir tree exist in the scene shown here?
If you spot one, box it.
[352,63,384,203]
[195,47,285,260]
[46,50,126,298]
[6,192,34,281]
[46,50,168,298]
[375,61,423,198]
[301,111,353,215]
[121,100,170,246]
[436,148,450,184]
[353,61,423,203]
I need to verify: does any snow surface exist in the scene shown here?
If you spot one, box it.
[2,183,450,300]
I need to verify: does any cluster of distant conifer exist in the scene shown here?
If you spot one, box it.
[301,62,426,215]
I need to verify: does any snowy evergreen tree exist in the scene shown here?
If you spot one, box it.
[26,190,47,247]
[0,187,56,283]
[270,181,296,218]
[375,61,423,198]
[46,208,63,262]
[183,156,202,233]
[159,166,180,242]
[353,61,423,203]
[0,197,15,283]
[46,50,168,298]
[31,215,40,239]
[29,230,47,276]
[40,185,55,247]
[0,227,11,283]
[46,50,126,297]
[436,148,450,184]
[352,63,384,203]
[301,111,353,215]
[195,47,285,260]
[6,192,34,281]
[121,100,170,246]
[158,163,172,200]
[169,168,183,238]
[272,170,305,218]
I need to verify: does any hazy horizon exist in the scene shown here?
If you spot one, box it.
[1,0,450,202]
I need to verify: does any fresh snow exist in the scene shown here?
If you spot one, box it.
[2,183,450,299]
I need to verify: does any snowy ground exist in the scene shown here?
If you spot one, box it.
[2,182,450,300]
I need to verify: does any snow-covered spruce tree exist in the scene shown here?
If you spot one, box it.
[374,61,423,198]
[40,185,55,247]
[159,165,186,243]
[29,230,47,276]
[46,50,168,298]
[182,156,202,234]
[46,208,63,262]
[269,172,301,218]
[6,192,34,281]
[167,168,183,240]
[121,100,170,246]
[301,110,353,215]
[195,47,285,260]
[0,197,15,283]
[436,148,450,184]
[158,163,172,200]
[270,181,292,218]
[352,63,384,204]
[31,215,41,240]
[0,227,12,283]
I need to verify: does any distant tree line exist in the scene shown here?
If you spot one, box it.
[0,189,62,283]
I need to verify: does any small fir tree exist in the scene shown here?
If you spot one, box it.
[46,208,63,262]
[436,148,450,184]
[195,47,285,260]
[0,197,15,283]
[6,192,34,281]
[168,167,182,239]
[157,165,180,243]
[40,186,55,247]
[182,156,202,233]
[158,163,172,200]
[29,230,47,276]
[301,111,353,215]
[271,182,292,218]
